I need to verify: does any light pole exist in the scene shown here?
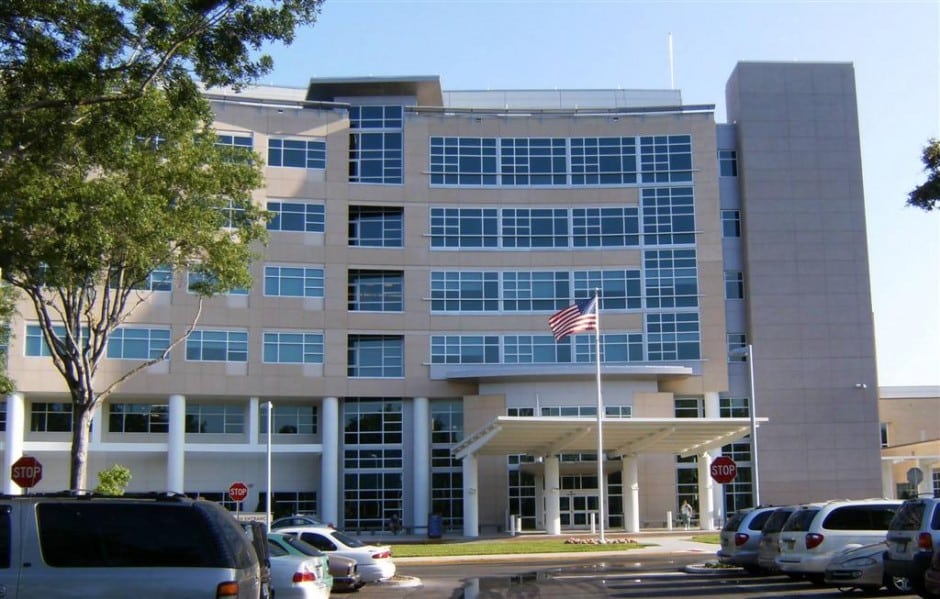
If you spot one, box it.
[730,344,760,507]
[266,400,273,531]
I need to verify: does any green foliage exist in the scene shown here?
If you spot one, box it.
[908,138,940,211]
[94,464,132,496]
[0,283,16,395]
[0,0,324,491]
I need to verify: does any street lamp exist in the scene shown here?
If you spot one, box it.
[729,343,760,507]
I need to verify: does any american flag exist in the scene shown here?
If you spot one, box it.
[548,297,598,342]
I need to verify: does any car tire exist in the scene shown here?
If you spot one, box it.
[884,575,912,595]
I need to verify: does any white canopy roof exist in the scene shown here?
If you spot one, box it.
[453,416,765,460]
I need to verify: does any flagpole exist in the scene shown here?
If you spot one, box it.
[593,288,605,544]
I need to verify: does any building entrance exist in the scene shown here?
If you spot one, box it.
[560,492,599,527]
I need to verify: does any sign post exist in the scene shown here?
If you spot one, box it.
[11,456,43,492]
[710,456,738,485]
[229,481,248,518]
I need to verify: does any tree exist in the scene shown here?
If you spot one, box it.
[0,283,16,395]
[94,464,132,496]
[0,1,324,491]
[908,138,940,211]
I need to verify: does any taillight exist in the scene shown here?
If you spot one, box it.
[918,532,934,551]
[216,581,240,599]
[734,533,749,546]
[805,533,824,549]
[293,570,317,583]
[372,550,391,559]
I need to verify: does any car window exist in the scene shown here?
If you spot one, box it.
[267,540,289,557]
[762,509,795,534]
[823,505,898,531]
[299,532,336,551]
[782,508,819,532]
[723,512,747,531]
[749,510,773,530]
[891,502,926,531]
[330,529,365,548]
[37,503,223,568]
[283,535,326,557]
[0,505,10,569]
[929,503,940,530]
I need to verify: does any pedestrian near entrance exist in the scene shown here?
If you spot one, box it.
[680,500,694,530]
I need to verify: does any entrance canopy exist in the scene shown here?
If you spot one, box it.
[453,416,765,460]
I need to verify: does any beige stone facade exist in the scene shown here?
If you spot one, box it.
[1,62,890,532]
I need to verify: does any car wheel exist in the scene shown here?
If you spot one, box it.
[885,575,912,595]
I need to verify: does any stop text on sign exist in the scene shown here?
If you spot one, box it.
[709,456,738,484]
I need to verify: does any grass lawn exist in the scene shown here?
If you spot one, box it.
[387,533,720,558]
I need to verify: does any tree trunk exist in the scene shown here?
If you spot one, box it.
[69,396,95,492]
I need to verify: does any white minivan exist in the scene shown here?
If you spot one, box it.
[775,498,901,583]
[0,493,262,598]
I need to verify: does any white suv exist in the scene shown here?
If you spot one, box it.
[775,498,902,583]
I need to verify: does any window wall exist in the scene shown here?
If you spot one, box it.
[430,134,692,187]
[343,399,403,529]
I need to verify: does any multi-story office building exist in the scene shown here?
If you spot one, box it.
[2,61,886,535]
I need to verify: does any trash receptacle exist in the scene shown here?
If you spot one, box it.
[427,514,443,539]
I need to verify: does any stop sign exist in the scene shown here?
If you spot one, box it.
[11,456,42,489]
[710,456,738,484]
[228,481,249,503]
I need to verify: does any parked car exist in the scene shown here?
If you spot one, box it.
[824,541,910,593]
[756,505,798,574]
[272,515,327,530]
[269,532,365,592]
[267,538,332,598]
[922,547,940,598]
[717,506,778,573]
[0,492,262,598]
[775,498,902,583]
[242,520,273,599]
[885,497,940,596]
[277,526,396,582]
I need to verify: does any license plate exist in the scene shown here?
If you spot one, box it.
[785,539,795,549]
[894,540,908,552]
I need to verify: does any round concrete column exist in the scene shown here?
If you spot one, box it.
[320,397,339,527]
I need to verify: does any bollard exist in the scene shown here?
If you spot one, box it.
[667,510,674,530]
[509,514,516,537]
[516,515,523,534]
[589,512,596,534]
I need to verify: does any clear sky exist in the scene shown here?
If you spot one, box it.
[259,0,940,387]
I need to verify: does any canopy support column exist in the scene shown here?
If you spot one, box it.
[697,450,716,530]
[462,453,479,537]
[544,456,561,535]
[622,454,640,533]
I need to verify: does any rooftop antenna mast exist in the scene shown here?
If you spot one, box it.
[668,33,676,90]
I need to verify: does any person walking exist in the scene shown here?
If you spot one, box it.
[680,500,694,530]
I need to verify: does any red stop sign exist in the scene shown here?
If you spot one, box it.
[11,456,42,489]
[228,481,248,503]
[710,456,738,484]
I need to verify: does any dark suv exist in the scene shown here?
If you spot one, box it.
[884,497,940,595]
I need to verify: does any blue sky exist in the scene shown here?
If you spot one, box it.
[260,0,939,386]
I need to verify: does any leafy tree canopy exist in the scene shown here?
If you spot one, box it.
[908,138,940,211]
[0,0,324,491]
[94,463,132,496]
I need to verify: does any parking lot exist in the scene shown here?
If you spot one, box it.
[354,554,920,598]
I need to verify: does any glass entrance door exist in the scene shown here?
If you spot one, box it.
[559,493,599,527]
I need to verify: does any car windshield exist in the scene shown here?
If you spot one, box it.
[890,501,926,531]
[331,529,366,548]
[283,535,326,557]
[782,508,819,532]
